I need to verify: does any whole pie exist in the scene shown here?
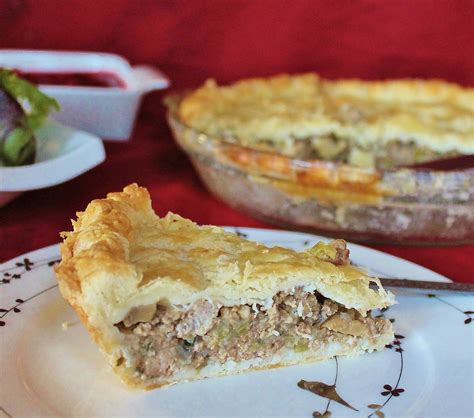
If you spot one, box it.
[178,73,474,168]
[55,184,395,389]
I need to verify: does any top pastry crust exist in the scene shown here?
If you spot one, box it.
[178,74,474,161]
[56,184,393,350]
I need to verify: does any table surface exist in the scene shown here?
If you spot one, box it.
[1,1,473,282]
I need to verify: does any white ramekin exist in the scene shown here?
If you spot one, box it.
[0,50,170,140]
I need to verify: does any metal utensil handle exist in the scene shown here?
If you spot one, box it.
[376,278,474,295]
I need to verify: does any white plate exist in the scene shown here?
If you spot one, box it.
[0,120,105,206]
[1,228,473,418]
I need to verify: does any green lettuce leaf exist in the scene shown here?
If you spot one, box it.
[0,69,60,130]
[0,69,60,166]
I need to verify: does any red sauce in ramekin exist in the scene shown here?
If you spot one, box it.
[15,70,126,88]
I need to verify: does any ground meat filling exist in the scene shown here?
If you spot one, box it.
[280,136,453,169]
[116,288,386,379]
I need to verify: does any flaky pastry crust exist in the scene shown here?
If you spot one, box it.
[179,73,474,156]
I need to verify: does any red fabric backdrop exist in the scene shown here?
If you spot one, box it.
[1,0,473,281]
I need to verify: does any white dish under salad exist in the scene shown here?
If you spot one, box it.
[0,120,105,206]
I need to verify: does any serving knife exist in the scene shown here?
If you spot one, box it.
[407,155,474,171]
[375,278,474,296]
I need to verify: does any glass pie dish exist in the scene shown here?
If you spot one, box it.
[165,94,474,245]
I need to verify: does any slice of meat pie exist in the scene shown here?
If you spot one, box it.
[55,184,395,389]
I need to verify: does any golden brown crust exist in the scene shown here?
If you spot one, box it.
[55,184,395,389]
[179,73,474,156]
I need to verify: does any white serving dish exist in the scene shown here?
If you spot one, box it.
[0,50,170,140]
[0,120,105,206]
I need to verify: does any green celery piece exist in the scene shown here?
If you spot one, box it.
[2,126,35,166]
[294,340,309,352]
